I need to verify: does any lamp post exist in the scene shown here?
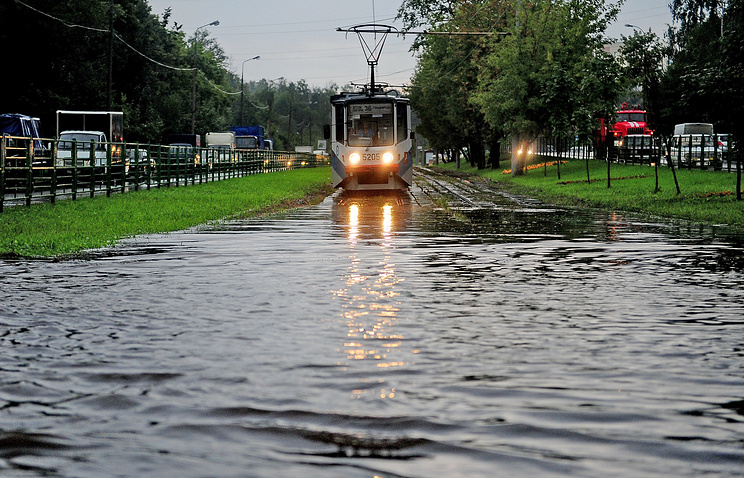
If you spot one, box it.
[239,56,261,125]
[192,20,219,135]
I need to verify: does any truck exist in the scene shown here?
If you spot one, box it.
[604,103,656,162]
[611,103,653,145]
[1,113,47,166]
[204,132,235,164]
[230,125,265,150]
[205,132,236,150]
[168,134,201,148]
[55,110,124,167]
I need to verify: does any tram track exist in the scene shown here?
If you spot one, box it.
[413,166,525,212]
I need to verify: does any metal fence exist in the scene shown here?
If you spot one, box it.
[1,135,329,212]
[499,134,738,171]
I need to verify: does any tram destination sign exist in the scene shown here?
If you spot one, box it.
[349,103,393,115]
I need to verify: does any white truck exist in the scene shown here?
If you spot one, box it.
[56,130,109,167]
[205,132,235,150]
[205,132,236,164]
[55,110,124,167]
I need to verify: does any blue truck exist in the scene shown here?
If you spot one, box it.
[0,113,47,166]
[230,125,270,150]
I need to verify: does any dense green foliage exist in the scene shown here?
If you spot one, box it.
[661,0,744,136]
[401,0,624,160]
[399,0,743,161]
[0,1,338,150]
[0,168,332,258]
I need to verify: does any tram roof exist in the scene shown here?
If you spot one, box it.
[331,90,409,105]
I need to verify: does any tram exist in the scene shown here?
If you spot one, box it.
[328,88,413,190]
[326,24,414,191]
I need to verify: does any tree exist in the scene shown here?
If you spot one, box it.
[618,30,669,133]
[402,0,510,168]
[0,0,236,143]
[660,0,741,135]
[473,0,622,143]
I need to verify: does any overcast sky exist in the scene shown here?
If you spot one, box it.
[146,0,675,89]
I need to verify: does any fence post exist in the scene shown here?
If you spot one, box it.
[105,140,112,197]
[737,140,741,201]
[654,136,660,193]
[25,141,33,206]
[122,143,127,193]
[87,141,94,198]
[50,139,57,204]
[665,138,681,195]
[168,146,178,187]
[0,134,5,214]
[68,140,76,201]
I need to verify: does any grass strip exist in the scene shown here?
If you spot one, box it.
[1,167,332,258]
[434,159,744,228]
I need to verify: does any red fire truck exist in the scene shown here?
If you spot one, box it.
[611,103,653,144]
[601,103,656,162]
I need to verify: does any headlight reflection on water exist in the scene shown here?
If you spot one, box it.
[336,199,408,400]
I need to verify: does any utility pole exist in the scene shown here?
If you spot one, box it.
[192,20,219,135]
[108,0,113,111]
[240,56,260,125]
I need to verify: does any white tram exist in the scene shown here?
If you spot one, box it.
[327,88,414,190]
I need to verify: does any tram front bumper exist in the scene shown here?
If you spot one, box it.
[345,164,399,174]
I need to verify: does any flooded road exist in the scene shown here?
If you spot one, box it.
[2,168,744,477]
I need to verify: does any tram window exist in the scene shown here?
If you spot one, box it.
[397,104,408,143]
[335,105,345,142]
[348,115,394,147]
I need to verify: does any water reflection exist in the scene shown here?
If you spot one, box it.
[332,192,412,400]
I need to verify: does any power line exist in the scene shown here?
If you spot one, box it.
[113,32,193,72]
[16,0,109,32]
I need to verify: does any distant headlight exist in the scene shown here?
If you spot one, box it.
[349,153,361,164]
[382,152,394,164]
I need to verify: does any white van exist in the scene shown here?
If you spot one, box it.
[670,123,723,170]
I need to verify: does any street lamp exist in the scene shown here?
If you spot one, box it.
[239,55,261,125]
[625,23,642,33]
[192,20,219,135]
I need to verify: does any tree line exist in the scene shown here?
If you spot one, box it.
[398,0,743,168]
[0,0,337,150]
[3,1,741,159]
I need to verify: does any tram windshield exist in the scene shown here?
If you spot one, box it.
[347,102,395,147]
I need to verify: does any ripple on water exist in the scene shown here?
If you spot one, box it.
[1,185,744,477]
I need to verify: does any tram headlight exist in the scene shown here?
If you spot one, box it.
[349,152,361,165]
[382,152,394,164]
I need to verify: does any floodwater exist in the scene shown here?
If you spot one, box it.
[1,169,744,477]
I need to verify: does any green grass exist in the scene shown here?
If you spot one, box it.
[0,167,332,258]
[434,158,744,228]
